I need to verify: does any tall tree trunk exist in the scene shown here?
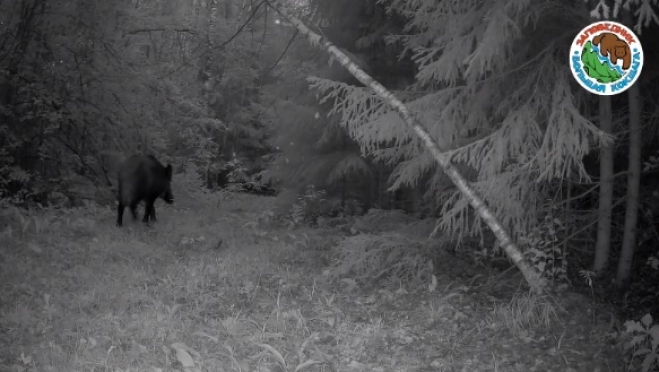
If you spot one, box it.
[412,181,420,216]
[375,164,384,208]
[593,96,613,274]
[363,161,373,211]
[616,80,642,287]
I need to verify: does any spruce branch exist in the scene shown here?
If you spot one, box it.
[265,0,545,293]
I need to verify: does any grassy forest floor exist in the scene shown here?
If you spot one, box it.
[1,193,627,372]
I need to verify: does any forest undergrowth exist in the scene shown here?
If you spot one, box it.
[0,193,632,372]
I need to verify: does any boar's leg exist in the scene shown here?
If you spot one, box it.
[143,199,156,224]
[130,203,139,221]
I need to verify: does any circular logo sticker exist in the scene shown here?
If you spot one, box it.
[569,21,643,95]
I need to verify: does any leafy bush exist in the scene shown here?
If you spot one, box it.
[520,212,569,290]
[618,314,659,372]
[173,160,209,202]
[287,185,331,227]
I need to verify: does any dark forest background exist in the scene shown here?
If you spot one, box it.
[2,0,659,366]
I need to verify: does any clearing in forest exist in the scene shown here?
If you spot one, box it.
[1,194,623,372]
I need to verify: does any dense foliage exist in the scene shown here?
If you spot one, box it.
[2,0,659,368]
[0,0,279,206]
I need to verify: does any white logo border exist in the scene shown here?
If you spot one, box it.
[569,21,644,96]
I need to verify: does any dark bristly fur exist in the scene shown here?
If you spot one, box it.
[116,154,174,227]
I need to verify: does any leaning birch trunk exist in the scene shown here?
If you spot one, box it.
[265,0,544,293]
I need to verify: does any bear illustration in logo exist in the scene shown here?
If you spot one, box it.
[592,32,632,70]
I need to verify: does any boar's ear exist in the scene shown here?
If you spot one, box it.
[165,164,173,179]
